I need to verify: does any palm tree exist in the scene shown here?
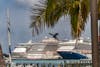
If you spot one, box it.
[91,0,100,67]
[30,0,89,45]
[0,44,6,67]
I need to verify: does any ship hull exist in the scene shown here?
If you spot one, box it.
[57,51,88,59]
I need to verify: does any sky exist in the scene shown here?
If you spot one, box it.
[0,0,91,53]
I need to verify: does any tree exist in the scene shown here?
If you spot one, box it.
[91,0,100,67]
[30,0,89,38]
[30,0,90,48]
[0,44,6,67]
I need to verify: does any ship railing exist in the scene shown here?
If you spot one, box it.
[6,59,92,67]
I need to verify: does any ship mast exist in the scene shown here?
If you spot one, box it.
[7,8,12,66]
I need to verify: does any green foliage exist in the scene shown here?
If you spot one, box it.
[81,0,90,22]
[30,0,90,38]
[98,0,100,19]
[45,0,68,27]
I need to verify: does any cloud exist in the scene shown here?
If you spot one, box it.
[15,0,40,7]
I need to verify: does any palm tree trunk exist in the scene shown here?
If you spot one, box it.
[0,44,6,67]
[75,37,78,49]
[90,0,100,67]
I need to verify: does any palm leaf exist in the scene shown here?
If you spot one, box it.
[81,0,90,22]
[30,0,90,38]
[45,0,68,27]
[98,0,100,19]
[69,0,89,38]
[30,0,46,35]
[69,1,80,38]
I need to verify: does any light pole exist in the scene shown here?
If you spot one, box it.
[90,0,100,67]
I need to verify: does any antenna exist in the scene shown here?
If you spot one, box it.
[49,33,59,40]
[7,8,12,66]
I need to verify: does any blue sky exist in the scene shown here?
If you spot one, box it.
[0,0,91,53]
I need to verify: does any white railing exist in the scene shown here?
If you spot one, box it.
[6,59,92,67]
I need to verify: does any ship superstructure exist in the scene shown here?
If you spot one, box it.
[12,37,92,59]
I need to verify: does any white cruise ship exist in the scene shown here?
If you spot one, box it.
[12,37,92,59]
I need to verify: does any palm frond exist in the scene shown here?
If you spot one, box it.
[69,1,80,38]
[45,0,68,27]
[30,0,69,35]
[30,0,90,38]
[69,0,89,38]
[30,0,46,35]
[98,0,100,19]
[81,0,90,22]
